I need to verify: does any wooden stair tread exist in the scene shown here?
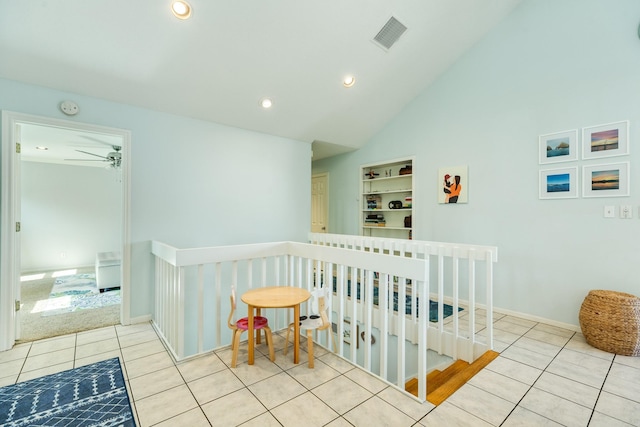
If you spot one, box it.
[404,350,500,406]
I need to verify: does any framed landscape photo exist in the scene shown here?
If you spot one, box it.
[582,162,630,198]
[539,129,578,164]
[539,167,578,199]
[582,121,629,160]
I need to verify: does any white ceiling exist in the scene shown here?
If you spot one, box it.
[20,123,123,168]
[0,0,522,160]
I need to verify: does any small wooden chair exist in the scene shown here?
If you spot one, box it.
[228,287,275,367]
[283,286,337,368]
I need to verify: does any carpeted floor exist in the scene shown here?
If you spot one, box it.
[18,267,121,343]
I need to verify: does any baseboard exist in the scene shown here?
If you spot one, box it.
[125,314,152,326]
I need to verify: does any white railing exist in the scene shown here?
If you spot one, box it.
[151,235,497,403]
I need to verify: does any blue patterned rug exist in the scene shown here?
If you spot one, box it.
[0,358,135,426]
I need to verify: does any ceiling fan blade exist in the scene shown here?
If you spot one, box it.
[75,149,109,160]
[80,135,115,147]
[64,158,108,162]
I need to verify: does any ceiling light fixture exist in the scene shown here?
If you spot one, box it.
[171,1,192,20]
[260,98,273,109]
[35,146,48,151]
[343,76,356,88]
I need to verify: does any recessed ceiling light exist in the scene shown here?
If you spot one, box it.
[35,146,48,151]
[260,98,273,109]
[171,1,192,19]
[343,76,356,88]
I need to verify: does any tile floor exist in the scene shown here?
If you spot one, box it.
[1,310,639,426]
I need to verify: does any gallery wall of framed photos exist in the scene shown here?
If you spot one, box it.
[538,120,630,200]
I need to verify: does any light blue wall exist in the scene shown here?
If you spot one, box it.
[313,0,640,325]
[1,78,311,319]
[21,161,121,271]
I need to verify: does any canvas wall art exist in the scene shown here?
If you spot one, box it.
[438,166,468,204]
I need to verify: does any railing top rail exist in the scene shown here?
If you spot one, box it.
[151,240,429,281]
[308,232,498,262]
[151,240,291,267]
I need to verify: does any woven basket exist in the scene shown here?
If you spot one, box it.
[579,290,640,356]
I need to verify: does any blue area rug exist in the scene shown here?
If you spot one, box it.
[332,278,463,322]
[0,358,135,426]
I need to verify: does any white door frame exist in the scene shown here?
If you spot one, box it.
[0,111,132,351]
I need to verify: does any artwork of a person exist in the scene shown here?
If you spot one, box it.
[447,175,462,203]
[443,174,452,202]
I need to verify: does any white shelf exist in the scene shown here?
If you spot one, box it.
[360,157,414,240]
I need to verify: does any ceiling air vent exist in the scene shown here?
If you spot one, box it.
[372,16,407,51]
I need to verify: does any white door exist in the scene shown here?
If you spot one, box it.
[311,173,328,233]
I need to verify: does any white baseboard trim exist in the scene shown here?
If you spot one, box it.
[125,314,152,326]
[493,306,580,332]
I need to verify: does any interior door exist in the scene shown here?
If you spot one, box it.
[311,173,328,233]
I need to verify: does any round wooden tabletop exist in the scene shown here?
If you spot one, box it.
[241,286,310,308]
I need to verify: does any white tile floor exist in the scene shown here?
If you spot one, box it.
[1,311,639,426]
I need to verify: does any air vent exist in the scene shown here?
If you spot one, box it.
[373,16,407,51]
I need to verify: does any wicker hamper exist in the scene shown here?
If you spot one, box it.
[578,290,640,356]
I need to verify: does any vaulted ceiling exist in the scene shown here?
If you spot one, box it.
[0,0,522,160]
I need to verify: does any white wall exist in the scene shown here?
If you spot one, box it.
[21,161,121,272]
[1,79,311,319]
[313,0,640,326]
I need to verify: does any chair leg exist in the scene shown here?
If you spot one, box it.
[329,328,338,353]
[307,330,314,368]
[264,326,275,362]
[231,329,243,368]
[283,323,293,356]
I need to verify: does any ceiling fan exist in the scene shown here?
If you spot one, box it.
[65,145,122,169]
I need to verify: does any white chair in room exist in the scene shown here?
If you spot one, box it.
[283,286,337,368]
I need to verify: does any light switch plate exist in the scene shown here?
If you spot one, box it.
[620,205,632,219]
[604,206,615,218]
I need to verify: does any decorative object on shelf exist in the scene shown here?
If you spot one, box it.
[539,166,578,199]
[582,162,630,198]
[582,121,629,160]
[399,165,412,175]
[365,169,379,179]
[366,195,382,209]
[404,215,411,228]
[388,200,403,209]
[438,165,468,204]
[404,196,412,207]
[538,129,578,164]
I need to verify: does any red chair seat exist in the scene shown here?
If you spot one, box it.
[236,316,269,331]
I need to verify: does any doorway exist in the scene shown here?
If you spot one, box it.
[0,111,131,350]
[311,173,328,233]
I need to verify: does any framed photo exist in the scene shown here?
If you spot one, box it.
[582,121,629,160]
[539,129,578,164]
[332,319,359,348]
[582,162,630,198]
[438,165,468,204]
[539,167,579,199]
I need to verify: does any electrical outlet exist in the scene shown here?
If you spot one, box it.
[620,205,633,219]
[604,206,615,218]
